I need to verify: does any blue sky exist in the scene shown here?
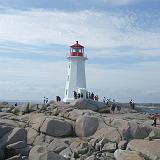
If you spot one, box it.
[0,0,160,103]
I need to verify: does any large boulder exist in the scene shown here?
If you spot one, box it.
[33,133,45,146]
[0,127,27,148]
[12,103,31,115]
[11,145,32,156]
[68,109,94,121]
[0,125,13,139]
[0,148,4,160]
[111,119,151,140]
[40,118,73,137]
[6,141,31,157]
[114,149,144,160]
[149,127,160,139]
[92,126,121,143]
[6,128,27,145]
[29,113,46,131]
[29,145,66,160]
[127,139,160,160]
[26,127,39,145]
[0,112,14,118]
[110,118,130,140]
[7,141,27,149]
[0,119,19,128]
[75,116,99,137]
[72,99,105,111]
[128,122,151,139]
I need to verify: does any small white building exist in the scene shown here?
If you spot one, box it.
[63,41,88,102]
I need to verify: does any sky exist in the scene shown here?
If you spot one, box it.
[0,0,160,103]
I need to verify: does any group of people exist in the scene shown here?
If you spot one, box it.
[86,92,99,101]
[73,91,84,99]
[43,97,48,104]
[43,94,159,128]
[73,91,99,101]
[110,99,121,114]
[129,99,135,109]
[103,97,112,105]
[56,96,61,102]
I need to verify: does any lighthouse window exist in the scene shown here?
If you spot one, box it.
[69,64,70,68]
[65,90,68,95]
[75,48,79,52]
[73,48,80,52]
[67,75,69,81]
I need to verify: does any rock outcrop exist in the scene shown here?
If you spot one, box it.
[127,139,160,160]
[114,149,144,160]
[40,118,73,137]
[75,115,99,137]
[0,99,159,160]
[29,145,66,160]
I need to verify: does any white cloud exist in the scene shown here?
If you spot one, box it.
[0,56,160,102]
[86,61,160,102]
[0,8,160,102]
[0,57,67,101]
[0,8,160,57]
[102,0,140,5]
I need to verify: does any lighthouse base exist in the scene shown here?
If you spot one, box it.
[63,98,75,103]
[63,88,88,103]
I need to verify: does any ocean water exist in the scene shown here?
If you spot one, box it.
[142,107,160,115]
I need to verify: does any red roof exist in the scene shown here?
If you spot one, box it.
[70,41,84,48]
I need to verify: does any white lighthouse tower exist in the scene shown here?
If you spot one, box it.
[63,41,87,102]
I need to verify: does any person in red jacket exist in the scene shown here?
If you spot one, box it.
[152,113,158,127]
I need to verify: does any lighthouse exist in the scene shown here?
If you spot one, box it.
[63,41,88,102]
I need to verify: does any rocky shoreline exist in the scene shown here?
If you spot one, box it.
[0,99,160,160]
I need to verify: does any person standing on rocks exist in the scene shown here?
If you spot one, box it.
[46,98,48,104]
[73,91,77,99]
[111,101,116,114]
[80,93,83,98]
[129,99,135,109]
[103,97,106,103]
[129,99,132,108]
[95,95,99,101]
[88,92,90,99]
[86,92,88,99]
[56,96,61,102]
[116,105,121,113]
[152,113,158,127]
[77,92,81,99]
[91,92,94,100]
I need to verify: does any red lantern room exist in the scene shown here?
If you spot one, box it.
[69,41,84,57]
